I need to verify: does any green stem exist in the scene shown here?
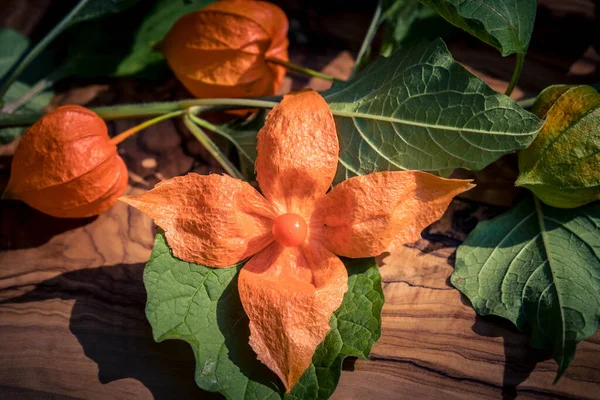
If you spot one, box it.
[110,110,187,145]
[505,52,525,97]
[517,96,536,109]
[0,97,281,128]
[183,114,244,180]
[265,57,337,81]
[187,111,255,166]
[2,63,72,114]
[353,1,383,75]
[0,0,90,100]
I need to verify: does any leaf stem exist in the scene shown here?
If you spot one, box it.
[505,52,525,97]
[0,0,90,100]
[183,114,244,180]
[110,110,187,145]
[2,63,72,114]
[0,97,281,128]
[187,111,255,166]
[353,1,383,75]
[516,96,536,109]
[265,57,337,81]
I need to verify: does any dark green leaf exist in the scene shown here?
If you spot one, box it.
[380,4,454,57]
[114,0,214,77]
[67,0,141,27]
[322,38,543,182]
[0,82,53,144]
[420,0,537,56]
[0,29,28,78]
[145,231,383,399]
[0,29,53,143]
[452,195,600,381]
[66,0,215,78]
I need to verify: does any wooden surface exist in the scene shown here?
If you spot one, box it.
[1,1,600,399]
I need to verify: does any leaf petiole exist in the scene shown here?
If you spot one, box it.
[505,52,525,96]
[183,113,245,180]
[353,1,383,75]
[0,97,281,128]
[110,109,188,145]
[187,110,255,166]
[2,63,72,114]
[265,57,338,81]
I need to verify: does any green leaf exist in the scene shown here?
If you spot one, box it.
[420,0,537,56]
[322,38,543,181]
[0,29,53,143]
[379,0,454,57]
[114,0,214,77]
[0,29,28,78]
[516,85,600,208]
[145,231,383,399]
[452,195,600,381]
[0,81,53,143]
[66,0,215,79]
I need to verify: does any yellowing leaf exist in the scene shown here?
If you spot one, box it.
[517,85,600,208]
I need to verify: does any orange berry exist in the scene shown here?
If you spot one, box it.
[272,213,307,247]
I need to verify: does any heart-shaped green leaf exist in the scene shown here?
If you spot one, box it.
[145,231,383,399]
[517,85,600,208]
[420,0,537,56]
[452,195,600,381]
[322,38,542,181]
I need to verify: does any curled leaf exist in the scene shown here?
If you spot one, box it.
[162,0,288,98]
[517,85,600,208]
[3,105,128,218]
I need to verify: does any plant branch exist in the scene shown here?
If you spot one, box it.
[0,97,281,128]
[183,114,244,180]
[517,96,536,109]
[187,111,255,166]
[110,110,187,145]
[265,57,337,81]
[505,52,525,97]
[353,1,383,75]
[2,63,72,114]
[0,0,90,100]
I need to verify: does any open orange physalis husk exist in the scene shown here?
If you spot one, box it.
[162,0,288,99]
[121,89,474,391]
[2,105,128,218]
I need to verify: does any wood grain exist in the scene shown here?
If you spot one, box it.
[1,1,600,399]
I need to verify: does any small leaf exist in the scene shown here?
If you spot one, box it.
[0,82,53,144]
[114,0,216,77]
[452,195,600,381]
[0,29,53,144]
[145,231,383,399]
[65,0,216,79]
[0,28,28,78]
[379,0,454,57]
[517,85,600,208]
[420,0,537,56]
[322,38,543,182]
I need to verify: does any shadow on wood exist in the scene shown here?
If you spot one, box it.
[0,199,95,251]
[0,263,221,400]
[471,315,551,400]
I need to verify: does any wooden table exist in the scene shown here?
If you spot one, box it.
[1,1,599,398]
